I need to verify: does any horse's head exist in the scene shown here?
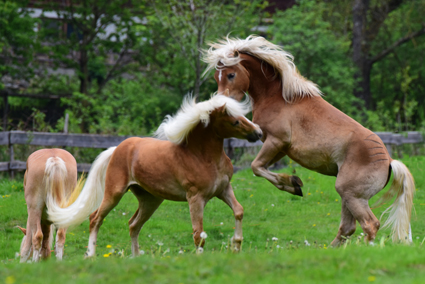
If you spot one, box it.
[214,53,252,102]
[211,104,262,143]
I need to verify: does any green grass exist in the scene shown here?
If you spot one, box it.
[1,156,425,283]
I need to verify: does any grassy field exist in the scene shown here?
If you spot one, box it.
[1,156,425,283]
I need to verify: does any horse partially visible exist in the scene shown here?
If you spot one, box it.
[203,35,415,245]
[46,95,262,256]
[19,149,83,262]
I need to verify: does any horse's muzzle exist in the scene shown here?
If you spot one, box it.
[247,129,263,142]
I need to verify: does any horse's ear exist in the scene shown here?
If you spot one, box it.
[17,226,26,235]
[217,104,227,114]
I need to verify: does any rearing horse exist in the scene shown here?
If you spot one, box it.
[202,35,415,245]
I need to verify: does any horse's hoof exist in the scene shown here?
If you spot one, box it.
[290,176,303,196]
[291,175,303,187]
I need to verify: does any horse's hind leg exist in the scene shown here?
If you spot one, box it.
[344,198,380,244]
[55,227,67,260]
[40,222,52,259]
[128,185,163,257]
[86,170,129,258]
[335,181,381,244]
[20,224,32,263]
[217,184,243,251]
[31,216,43,262]
[331,202,356,246]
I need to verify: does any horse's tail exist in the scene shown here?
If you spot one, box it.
[44,156,68,208]
[46,147,117,228]
[379,160,415,243]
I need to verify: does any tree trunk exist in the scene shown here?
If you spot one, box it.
[352,0,372,109]
[79,48,89,95]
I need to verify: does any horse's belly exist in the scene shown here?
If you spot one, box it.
[288,152,339,177]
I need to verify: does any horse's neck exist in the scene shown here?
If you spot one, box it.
[184,123,224,161]
[248,72,284,116]
[245,58,283,107]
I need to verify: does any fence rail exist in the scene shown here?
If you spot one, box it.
[0,131,263,175]
[0,131,423,175]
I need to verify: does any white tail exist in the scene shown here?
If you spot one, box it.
[380,160,415,243]
[46,147,117,228]
[44,157,68,208]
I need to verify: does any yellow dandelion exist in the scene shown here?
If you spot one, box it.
[106,245,112,248]
[335,199,338,202]
[327,213,330,216]
[313,224,316,227]
[264,208,268,211]
[321,191,323,194]
[308,193,311,196]
[368,276,376,282]
[249,194,253,198]
[103,254,110,258]
[317,202,320,204]
[5,276,16,284]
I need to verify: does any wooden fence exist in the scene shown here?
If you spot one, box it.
[0,131,263,175]
[0,131,423,176]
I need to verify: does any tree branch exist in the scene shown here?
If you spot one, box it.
[371,24,425,64]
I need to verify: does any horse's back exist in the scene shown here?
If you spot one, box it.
[25,149,77,199]
[287,97,391,176]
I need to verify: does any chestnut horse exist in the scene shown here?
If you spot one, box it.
[19,149,83,262]
[202,35,415,245]
[47,95,262,256]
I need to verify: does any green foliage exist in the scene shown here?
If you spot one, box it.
[271,0,362,119]
[151,0,267,97]
[58,75,180,135]
[370,1,425,131]
[0,0,40,87]
[271,0,425,131]
[1,156,425,282]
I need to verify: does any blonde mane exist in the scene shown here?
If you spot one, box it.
[202,35,322,103]
[155,94,251,144]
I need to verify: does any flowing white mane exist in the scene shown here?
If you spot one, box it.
[155,94,251,145]
[202,35,322,103]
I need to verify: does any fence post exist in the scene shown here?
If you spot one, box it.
[64,113,69,133]
[9,138,14,179]
[227,139,234,160]
[386,144,392,157]
[3,93,8,131]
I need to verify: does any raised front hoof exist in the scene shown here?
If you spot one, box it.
[290,176,303,196]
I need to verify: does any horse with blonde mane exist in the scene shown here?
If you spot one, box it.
[203,35,415,246]
[47,94,262,256]
[19,149,84,262]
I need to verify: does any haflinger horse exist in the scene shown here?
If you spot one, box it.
[202,35,415,246]
[46,94,262,256]
[19,149,84,262]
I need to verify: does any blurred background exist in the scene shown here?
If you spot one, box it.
[1,0,424,167]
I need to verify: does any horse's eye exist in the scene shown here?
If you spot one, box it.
[233,120,240,126]
[227,73,235,80]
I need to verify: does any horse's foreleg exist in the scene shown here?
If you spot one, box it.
[218,184,243,251]
[129,187,163,257]
[330,201,357,247]
[55,227,67,260]
[187,192,206,251]
[251,139,303,196]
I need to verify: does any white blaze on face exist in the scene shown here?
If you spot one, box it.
[218,70,222,82]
